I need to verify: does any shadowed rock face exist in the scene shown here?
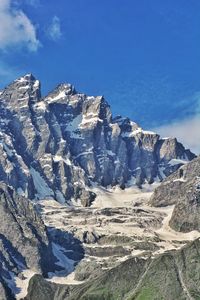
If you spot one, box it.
[0,74,195,206]
[150,156,200,232]
[0,183,48,270]
[0,183,51,298]
[0,184,85,298]
[24,238,200,300]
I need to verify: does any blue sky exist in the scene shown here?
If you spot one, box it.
[0,0,200,152]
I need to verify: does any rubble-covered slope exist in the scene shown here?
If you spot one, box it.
[0,74,195,205]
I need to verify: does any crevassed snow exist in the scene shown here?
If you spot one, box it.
[30,167,54,199]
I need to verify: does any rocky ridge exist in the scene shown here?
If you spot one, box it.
[0,74,195,206]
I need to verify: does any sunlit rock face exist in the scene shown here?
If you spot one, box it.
[150,156,200,232]
[0,74,195,205]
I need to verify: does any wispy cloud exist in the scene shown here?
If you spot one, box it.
[0,0,40,51]
[155,116,200,155]
[155,94,200,155]
[46,16,62,41]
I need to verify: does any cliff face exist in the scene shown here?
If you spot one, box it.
[0,183,52,298]
[0,74,195,206]
[150,156,200,232]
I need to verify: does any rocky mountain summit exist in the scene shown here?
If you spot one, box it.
[0,74,195,206]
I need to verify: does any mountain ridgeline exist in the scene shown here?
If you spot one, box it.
[0,74,195,205]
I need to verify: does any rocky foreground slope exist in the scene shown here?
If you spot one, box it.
[25,238,200,300]
[0,74,195,205]
[150,156,200,232]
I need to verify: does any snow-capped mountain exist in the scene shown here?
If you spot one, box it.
[0,74,195,206]
[0,74,198,300]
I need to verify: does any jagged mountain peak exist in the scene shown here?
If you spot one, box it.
[45,82,76,102]
[0,73,41,109]
[16,72,37,81]
[0,75,196,205]
[13,73,41,91]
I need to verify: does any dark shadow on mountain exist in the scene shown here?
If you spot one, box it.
[42,227,85,278]
[0,233,27,299]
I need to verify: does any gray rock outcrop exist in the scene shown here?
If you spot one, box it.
[150,156,200,232]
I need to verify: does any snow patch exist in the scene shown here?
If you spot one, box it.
[168,158,188,166]
[30,167,54,199]
[53,155,72,166]
[34,101,46,111]
[80,114,103,128]
[65,114,83,138]
[122,127,156,138]
[48,243,75,278]
[46,91,67,103]
[55,190,66,204]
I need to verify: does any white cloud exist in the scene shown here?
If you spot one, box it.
[47,16,62,41]
[0,0,40,51]
[155,115,200,155]
[155,93,200,155]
